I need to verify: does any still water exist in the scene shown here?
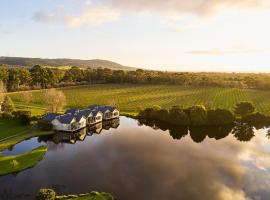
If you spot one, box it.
[1,117,270,200]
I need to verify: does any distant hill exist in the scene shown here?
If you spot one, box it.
[0,57,135,70]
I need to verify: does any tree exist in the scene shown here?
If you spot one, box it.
[188,105,207,126]
[207,109,235,125]
[0,65,8,84]
[45,89,66,113]
[169,106,190,126]
[234,102,255,119]
[1,96,15,114]
[0,81,5,104]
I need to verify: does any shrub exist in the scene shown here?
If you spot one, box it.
[13,110,31,125]
[36,189,56,200]
[38,121,53,131]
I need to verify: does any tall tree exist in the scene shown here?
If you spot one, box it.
[234,102,255,119]
[45,89,66,113]
[0,81,5,105]
[1,96,15,114]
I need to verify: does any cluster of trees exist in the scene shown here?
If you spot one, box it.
[138,102,270,127]
[1,64,270,92]
[0,84,66,124]
[139,118,256,143]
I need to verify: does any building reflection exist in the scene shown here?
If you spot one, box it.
[138,119,258,143]
[38,118,120,144]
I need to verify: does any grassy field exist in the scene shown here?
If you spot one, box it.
[0,146,47,176]
[8,84,270,115]
[0,119,32,140]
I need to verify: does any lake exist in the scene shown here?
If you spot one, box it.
[1,116,270,200]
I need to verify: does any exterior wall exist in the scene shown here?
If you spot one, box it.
[103,110,112,120]
[112,109,120,118]
[78,117,86,129]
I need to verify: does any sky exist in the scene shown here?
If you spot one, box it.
[1,0,270,72]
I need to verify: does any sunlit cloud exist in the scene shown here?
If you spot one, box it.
[33,0,270,27]
[64,6,120,27]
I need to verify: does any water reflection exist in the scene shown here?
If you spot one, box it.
[38,118,120,144]
[1,117,270,200]
[138,119,261,143]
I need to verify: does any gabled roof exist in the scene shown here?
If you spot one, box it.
[74,112,86,121]
[56,113,75,124]
[88,105,117,113]
[42,113,61,123]
[91,109,102,116]
[65,108,79,115]
[78,109,93,117]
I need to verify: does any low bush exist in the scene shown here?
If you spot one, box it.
[36,188,56,200]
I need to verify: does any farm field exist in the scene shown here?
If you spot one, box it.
[8,84,270,115]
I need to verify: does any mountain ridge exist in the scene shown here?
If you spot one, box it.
[0,56,135,70]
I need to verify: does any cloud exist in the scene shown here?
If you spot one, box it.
[33,5,120,27]
[33,0,270,27]
[105,0,270,16]
[186,47,264,55]
[64,6,120,27]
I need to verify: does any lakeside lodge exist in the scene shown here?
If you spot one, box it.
[39,105,120,132]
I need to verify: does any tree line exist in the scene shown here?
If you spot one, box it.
[1,64,270,92]
[138,102,270,127]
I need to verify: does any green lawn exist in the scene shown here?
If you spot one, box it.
[0,129,53,151]
[0,146,47,176]
[8,84,270,115]
[56,192,115,200]
[0,119,31,140]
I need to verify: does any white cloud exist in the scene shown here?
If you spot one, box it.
[64,6,120,27]
[33,0,270,27]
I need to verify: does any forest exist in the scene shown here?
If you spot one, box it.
[1,64,270,92]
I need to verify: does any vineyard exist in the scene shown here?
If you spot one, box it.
[8,84,270,115]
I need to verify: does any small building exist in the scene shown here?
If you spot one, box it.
[88,105,120,120]
[51,113,86,132]
[78,109,103,125]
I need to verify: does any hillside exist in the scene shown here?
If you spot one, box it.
[0,56,135,70]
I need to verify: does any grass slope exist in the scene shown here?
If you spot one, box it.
[0,119,31,140]
[8,84,270,115]
[0,146,47,176]
[0,129,53,151]
[56,191,115,200]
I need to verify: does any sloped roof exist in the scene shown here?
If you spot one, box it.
[42,113,60,123]
[56,113,75,124]
[74,112,86,121]
[88,105,118,113]
[65,108,79,115]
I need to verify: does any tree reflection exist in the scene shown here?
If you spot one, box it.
[189,126,208,143]
[139,118,259,143]
[169,126,188,140]
[232,123,255,142]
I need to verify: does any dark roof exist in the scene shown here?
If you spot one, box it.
[56,113,75,124]
[88,105,117,113]
[65,108,79,115]
[79,109,93,117]
[74,112,86,121]
[42,113,60,123]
